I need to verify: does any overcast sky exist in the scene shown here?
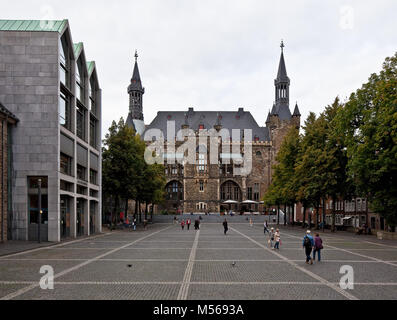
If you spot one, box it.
[3,0,397,136]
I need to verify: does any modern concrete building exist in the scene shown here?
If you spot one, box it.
[0,20,102,242]
[0,102,18,242]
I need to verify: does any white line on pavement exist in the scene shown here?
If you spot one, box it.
[0,226,173,300]
[0,232,115,260]
[1,280,397,286]
[281,232,397,268]
[177,230,200,300]
[230,226,359,301]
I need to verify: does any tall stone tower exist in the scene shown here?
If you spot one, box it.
[268,41,301,151]
[126,51,146,135]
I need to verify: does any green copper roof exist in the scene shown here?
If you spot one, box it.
[74,42,83,57]
[87,61,95,75]
[0,19,67,33]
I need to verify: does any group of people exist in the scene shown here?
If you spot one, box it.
[179,218,201,231]
[302,231,323,264]
[264,222,281,250]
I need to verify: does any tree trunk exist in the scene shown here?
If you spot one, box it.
[284,204,287,226]
[322,198,326,232]
[331,197,336,233]
[145,203,148,220]
[125,198,129,217]
[292,204,295,226]
[365,197,369,227]
[135,200,138,221]
[277,205,280,225]
[315,205,320,230]
[302,206,306,228]
[308,209,312,229]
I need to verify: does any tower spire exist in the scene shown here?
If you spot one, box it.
[274,40,292,121]
[128,51,145,121]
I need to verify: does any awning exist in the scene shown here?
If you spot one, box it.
[241,200,259,204]
[342,216,352,220]
[223,200,239,204]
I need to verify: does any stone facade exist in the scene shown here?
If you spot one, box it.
[0,20,102,242]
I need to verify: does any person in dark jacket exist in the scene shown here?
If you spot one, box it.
[303,230,314,264]
[313,233,323,262]
[223,219,228,235]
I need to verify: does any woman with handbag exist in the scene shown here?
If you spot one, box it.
[313,233,323,262]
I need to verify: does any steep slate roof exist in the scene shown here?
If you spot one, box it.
[0,19,67,33]
[293,103,301,116]
[128,61,144,92]
[276,51,289,82]
[144,109,270,142]
[277,105,292,121]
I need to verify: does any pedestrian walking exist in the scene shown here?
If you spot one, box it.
[143,219,148,230]
[181,220,185,231]
[174,216,177,225]
[249,218,253,227]
[187,219,191,230]
[274,229,281,250]
[194,219,200,230]
[223,219,229,235]
[264,221,270,234]
[133,218,137,231]
[268,228,275,248]
[303,230,314,265]
[313,233,323,262]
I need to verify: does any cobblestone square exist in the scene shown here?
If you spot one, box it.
[1,222,397,300]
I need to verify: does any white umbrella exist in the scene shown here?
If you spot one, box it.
[223,200,239,204]
[241,200,259,204]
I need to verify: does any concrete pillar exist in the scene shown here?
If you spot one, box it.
[84,199,89,236]
[70,197,76,238]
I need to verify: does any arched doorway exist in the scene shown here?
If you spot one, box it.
[220,181,242,212]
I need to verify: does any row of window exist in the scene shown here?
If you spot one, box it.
[247,184,260,201]
[59,35,99,149]
[60,153,98,185]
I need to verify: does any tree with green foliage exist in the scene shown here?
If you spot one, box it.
[102,118,166,227]
[337,53,397,228]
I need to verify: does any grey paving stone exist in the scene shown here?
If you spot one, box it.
[102,249,191,260]
[56,261,188,283]
[188,284,347,300]
[0,260,80,281]
[195,249,282,261]
[15,284,180,300]
[303,261,397,283]
[191,261,317,283]
[2,248,108,260]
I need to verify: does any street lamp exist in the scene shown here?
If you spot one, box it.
[38,179,42,243]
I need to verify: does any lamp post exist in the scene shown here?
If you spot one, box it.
[38,179,42,243]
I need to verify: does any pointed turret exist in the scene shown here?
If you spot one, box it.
[266,110,271,124]
[293,102,301,117]
[276,41,289,82]
[128,50,145,121]
[271,103,278,116]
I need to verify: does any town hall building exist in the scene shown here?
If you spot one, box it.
[126,43,301,214]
